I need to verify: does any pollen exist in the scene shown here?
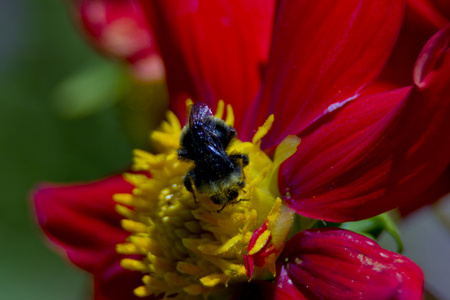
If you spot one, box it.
[114,101,299,299]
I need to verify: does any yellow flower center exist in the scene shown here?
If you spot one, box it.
[114,101,300,299]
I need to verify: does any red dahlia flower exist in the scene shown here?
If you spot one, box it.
[33,0,450,299]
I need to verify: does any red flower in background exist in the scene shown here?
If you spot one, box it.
[72,0,164,81]
[33,0,450,299]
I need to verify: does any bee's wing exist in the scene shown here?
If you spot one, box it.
[189,102,213,128]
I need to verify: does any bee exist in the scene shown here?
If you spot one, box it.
[178,102,249,211]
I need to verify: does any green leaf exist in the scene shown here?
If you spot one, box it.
[341,212,404,253]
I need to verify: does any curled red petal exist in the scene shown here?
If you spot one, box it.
[32,174,132,272]
[243,0,405,146]
[247,220,270,253]
[378,0,449,86]
[413,23,450,87]
[139,0,275,128]
[73,0,164,81]
[244,220,270,278]
[280,25,450,222]
[277,228,424,300]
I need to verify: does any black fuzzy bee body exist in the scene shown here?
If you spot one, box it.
[178,103,248,208]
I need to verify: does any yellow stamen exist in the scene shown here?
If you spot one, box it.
[114,100,298,299]
[225,104,234,127]
[252,114,274,145]
[214,101,225,119]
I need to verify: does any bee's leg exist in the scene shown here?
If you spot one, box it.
[184,171,198,203]
[225,190,248,209]
[211,195,228,213]
[217,204,227,213]
[233,198,249,204]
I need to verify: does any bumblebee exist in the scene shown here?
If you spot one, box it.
[178,103,249,210]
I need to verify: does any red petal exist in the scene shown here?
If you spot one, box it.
[32,174,132,272]
[139,0,275,128]
[407,0,449,29]
[280,26,450,222]
[73,0,164,81]
[277,228,424,300]
[399,166,450,216]
[242,0,405,146]
[272,268,308,300]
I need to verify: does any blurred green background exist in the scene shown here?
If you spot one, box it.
[0,1,138,299]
